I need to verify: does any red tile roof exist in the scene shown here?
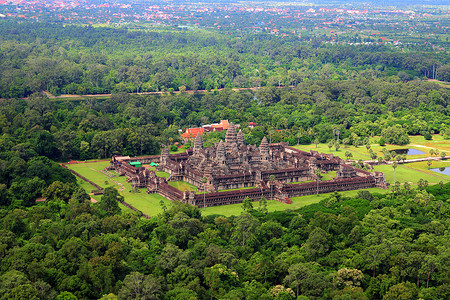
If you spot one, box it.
[181,127,204,138]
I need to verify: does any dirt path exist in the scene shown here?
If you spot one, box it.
[410,144,434,150]
[1,86,294,101]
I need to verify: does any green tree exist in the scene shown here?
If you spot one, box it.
[381,125,410,145]
[345,151,353,161]
[335,268,364,288]
[392,162,398,191]
[383,282,418,300]
[304,227,330,260]
[258,196,268,214]
[118,272,163,300]
[284,263,309,297]
[42,181,74,202]
[231,213,259,247]
[328,140,334,151]
[99,187,123,216]
[204,264,238,300]
[242,196,254,213]
[314,138,320,148]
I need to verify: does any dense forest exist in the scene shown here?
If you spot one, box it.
[0,21,449,98]
[0,182,449,299]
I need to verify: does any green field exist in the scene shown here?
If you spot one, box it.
[68,161,172,216]
[169,181,198,192]
[155,171,170,179]
[294,134,449,161]
[321,171,337,181]
[203,188,387,217]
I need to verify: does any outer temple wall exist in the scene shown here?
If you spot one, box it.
[109,135,387,208]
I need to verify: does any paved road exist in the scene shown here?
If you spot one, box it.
[364,156,449,164]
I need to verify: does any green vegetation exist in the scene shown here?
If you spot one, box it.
[321,171,337,181]
[0,6,449,299]
[0,180,447,299]
[155,171,170,179]
[168,181,198,192]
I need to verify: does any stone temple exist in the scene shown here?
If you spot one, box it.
[108,123,388,207]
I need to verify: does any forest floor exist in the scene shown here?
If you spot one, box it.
[67,135,448,217]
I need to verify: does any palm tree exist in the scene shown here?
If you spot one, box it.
[335,142,340,152]
[308,127,314,139]
[429,149,435,157]
[296,128,305,145]
[202,176,207,210]
[377,156,383,172]
[327,140,334,152]
[345,151,353,161]
[315,169,322,195]
[392,162,398,185]
[269,175,275,201]
[392,162,398,199]
[333,125,341,144]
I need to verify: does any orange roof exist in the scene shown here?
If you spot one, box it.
[220,120,229,130]
[181,127,204,138]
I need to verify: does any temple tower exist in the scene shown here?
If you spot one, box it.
[161,147,170,165]
[259,136,270,161]
[225,123,237,152]
[193,133,203,155]
[216,141,226,165]
[237,130,245,148]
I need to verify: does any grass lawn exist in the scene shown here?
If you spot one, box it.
[321,171,337,181]
[293,144,371,161]
[293,135,449,161]
[67,161,172,216]
[377,161,450,185]
[68,161,111,190]
[170,146,188,154]
[122,190,170,216]
[409,135,450,152]
[202,188,387,217]
[155,171,170,178]
[169,181,198,192]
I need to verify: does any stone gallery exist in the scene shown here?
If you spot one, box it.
[108,124,387,207]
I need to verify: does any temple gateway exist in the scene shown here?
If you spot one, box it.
[107,123,388,207]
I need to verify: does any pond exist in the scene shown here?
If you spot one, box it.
[392,148,425,155]
[430,167,450,176]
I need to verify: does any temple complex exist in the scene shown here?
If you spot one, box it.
[108,123,388,207]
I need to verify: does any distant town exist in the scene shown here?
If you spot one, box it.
[0,0,448,50]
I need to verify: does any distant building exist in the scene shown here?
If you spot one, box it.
[181,120,230,140]
[181,127,204,140]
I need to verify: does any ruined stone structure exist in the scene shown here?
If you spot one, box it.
[108,123,388,207]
